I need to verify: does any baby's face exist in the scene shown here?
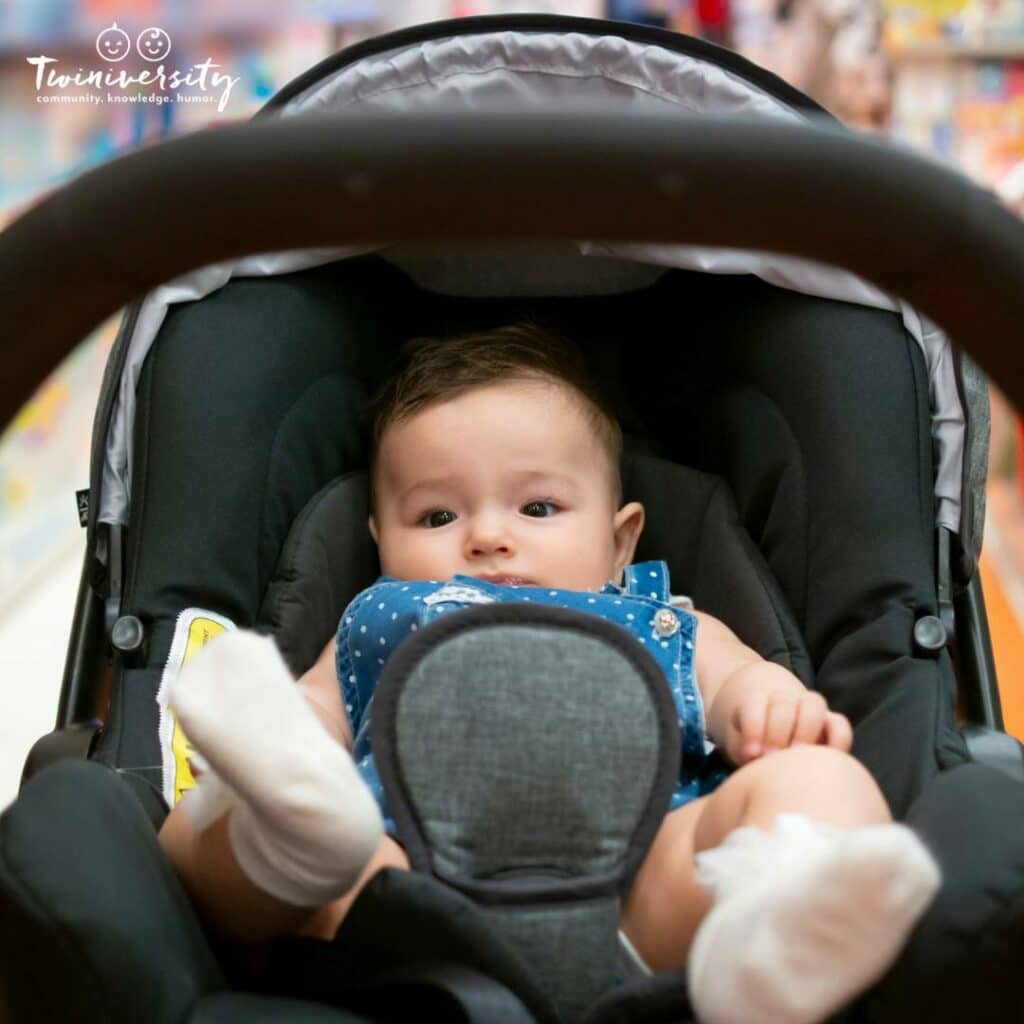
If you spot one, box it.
[370,379,644,592]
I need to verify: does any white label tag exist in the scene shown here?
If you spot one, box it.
[155,607,235,808]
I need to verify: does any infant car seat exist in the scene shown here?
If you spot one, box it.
[3,13,1024,1024]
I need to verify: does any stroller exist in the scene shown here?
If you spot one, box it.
[3,12,1024,1023]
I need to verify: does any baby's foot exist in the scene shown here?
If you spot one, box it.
[170,630,382,906]
[687,815,941,1024]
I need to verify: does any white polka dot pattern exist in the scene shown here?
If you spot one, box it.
[334,560,714,831]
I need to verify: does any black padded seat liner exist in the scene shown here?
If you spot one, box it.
[260,455,811,683]
[94,256,417,775]
[625,452,812,685]
[122,257,416,626]
[259,471,378,676]
[105,260,955,823]
[617,273,969,816]
[102,265,849,802]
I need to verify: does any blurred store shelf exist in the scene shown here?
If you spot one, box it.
[0,1,382,51]
[888,40,1024,61]
[0,538,83,810]
[979,478,1024,741]
[0,319,109,809]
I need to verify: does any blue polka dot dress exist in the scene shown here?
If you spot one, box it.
[336,560,728,834]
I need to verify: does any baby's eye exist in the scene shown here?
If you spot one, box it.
[422,509,456,528]
[521,500,559,518]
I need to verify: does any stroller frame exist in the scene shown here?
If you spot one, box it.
[4,13,1024,1024]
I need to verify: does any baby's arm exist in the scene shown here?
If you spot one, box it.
[693,610,852,766]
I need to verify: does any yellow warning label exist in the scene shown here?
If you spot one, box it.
[171,616,228,804]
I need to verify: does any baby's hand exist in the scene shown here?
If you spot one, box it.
[724,690,852,766]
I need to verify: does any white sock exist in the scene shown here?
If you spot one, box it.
[176,750,238,832]
[687,813,941,1024]
[169,630,383,907]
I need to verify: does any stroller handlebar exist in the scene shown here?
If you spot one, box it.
[1,109,1022,423]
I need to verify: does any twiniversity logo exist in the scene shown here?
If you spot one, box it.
[28,23,240,113]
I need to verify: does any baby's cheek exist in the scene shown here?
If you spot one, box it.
[381,527,460,581]
[547,532,617,590]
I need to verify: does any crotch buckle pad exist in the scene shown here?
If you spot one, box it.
[372,604,680,1022]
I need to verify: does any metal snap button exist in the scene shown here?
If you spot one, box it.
[654,608,680,637]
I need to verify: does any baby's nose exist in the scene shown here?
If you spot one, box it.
[466,518,513,556]
[469,535,512,556]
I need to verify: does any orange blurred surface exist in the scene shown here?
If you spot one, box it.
[979,472,1024,741]
[979,551,1024,741]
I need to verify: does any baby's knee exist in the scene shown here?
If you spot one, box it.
[742,745,890,821]
[753,743,871,784]
[761,743,861,775]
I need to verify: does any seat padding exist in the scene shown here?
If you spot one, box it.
[371,604,680,1022]
[0,760,225,1023]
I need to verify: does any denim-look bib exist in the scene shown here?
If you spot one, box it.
[337,560,728,834]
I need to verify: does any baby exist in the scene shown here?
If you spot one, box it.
[161,323,940,1024]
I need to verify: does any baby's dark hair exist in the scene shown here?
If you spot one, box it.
[369,322,623,506]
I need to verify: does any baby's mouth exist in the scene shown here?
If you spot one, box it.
[475,574,534,586]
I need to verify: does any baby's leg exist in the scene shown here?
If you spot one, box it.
[623,746,939,1024]
[619,796,713,974]
[160,802,410,946]
[158,630,402,946]
[622,745,892,971]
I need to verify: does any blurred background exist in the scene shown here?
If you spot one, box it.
[2,0,1023,807]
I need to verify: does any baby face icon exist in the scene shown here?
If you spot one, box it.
[96,23,131,62]
[137,27,172,63]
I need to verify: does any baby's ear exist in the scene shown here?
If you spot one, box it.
[613,501,645,576]
[368,515,379,544]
